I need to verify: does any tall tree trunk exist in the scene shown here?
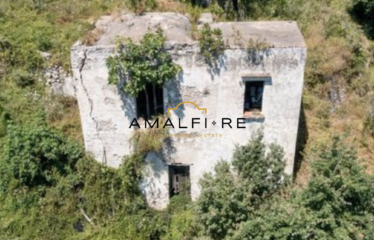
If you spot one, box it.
[233,0,239,20]
[233,0,238,11]
[145,89,150,118]
[153,84,157,114]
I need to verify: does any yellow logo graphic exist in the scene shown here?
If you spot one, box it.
[167,101,207,114]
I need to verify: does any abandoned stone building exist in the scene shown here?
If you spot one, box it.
[69,12,306,209]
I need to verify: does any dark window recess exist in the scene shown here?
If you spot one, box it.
[244,81,264,112]
[136,83,164,119]
[169,165,190,198]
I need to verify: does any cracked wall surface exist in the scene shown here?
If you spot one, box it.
[71,45,135,166]
[70,13,306,209]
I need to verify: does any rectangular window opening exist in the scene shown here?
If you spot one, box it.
[169,165,190,199]
[136,83,164,119]
[243,81,264,116]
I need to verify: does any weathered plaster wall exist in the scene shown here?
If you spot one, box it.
[71,44,306,209]
[70,13,306,209]
[71,45,134,166]
[141,46,306,208]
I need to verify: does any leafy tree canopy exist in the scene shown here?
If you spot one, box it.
[351,0,374,39]
[197,131,289,239]
[232,136,374,240]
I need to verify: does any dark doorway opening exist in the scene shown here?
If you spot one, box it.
[169,165,190,198]
[136,83,164,119]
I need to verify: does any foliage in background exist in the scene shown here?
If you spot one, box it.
[186,0,289,20]
[107,29,181,97]
[0,123,192,240]
[1,123,374,239]
[0,0,374,239]
[199,23,224,66]
[0,124,151,239]
[9,69,35,88]
[0,0,129,143]
[232,132,289,199]
[45,95,83,142]
[232,137,374,239]
[196,132,289,239]
[161,195,200,240]
[0,104,9,138]
[0,0,126,71]
[351,0,374,39]
[127,0,157,13]
[363,96,374,138]
[0,124,82,189]
[298,137,374,238]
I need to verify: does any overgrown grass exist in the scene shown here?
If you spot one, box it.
[130,116,169,153]
[45,95,83,143]
[247,0,374,183]
[1,0,374,239]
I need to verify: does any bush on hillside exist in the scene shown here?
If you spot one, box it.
[10,68,35,87]
[0,104,10,137]
[180,0,288,20]
[127,0,157,13]
[363,96,374,137]
[351,0,374,39]
[232,132,289,199]
[161,195,199,240]
[0,124,82,189]
[232,136,374,239]
[196,131,289,239]
[0,124,153,239]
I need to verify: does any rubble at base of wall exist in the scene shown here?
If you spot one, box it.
[43,65,76,97]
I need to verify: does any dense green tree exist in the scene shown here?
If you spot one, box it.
[298,137,374,239]
[0,104,9,137]
[232,132,288,199]
[351,0,374,38]
[197,161,252,239]
[232,137,374,240]
[0,124,154,239]
[180,0,288,20]
[161,195,199,240]
[197,131,289,239]
[0,124,82,189]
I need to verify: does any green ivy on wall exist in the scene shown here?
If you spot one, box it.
[106,29,181,97]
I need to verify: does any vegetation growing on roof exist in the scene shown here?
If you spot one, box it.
[198,23,225,66]
[246,37,273,51]
[106,29,181,97]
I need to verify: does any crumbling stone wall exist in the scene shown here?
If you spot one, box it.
[70,13,306,209]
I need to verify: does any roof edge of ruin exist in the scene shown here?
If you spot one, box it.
[75,12,306,49]
[71,41,306,51]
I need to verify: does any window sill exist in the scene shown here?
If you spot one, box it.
[243,111,265,119]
